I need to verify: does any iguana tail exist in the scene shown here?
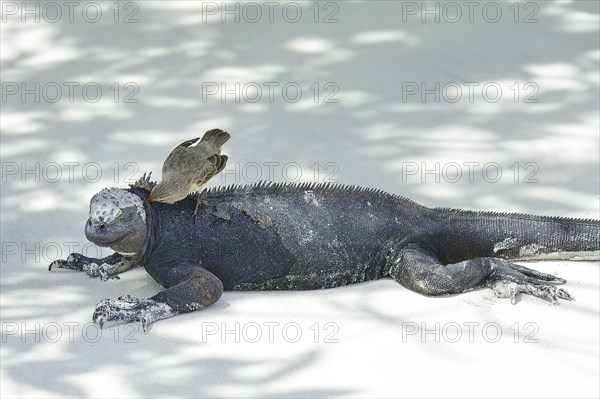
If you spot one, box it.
[436,209,600,262]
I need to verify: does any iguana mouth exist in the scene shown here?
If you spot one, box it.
[85,220,129,247]
[92,233,128,247]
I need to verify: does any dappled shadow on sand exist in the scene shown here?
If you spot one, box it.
[1,1,598,397]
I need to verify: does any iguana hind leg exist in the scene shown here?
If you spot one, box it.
[386,237,573,304]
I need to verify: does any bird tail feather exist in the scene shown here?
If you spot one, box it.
[201,129,230,147]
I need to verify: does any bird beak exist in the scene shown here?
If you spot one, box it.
[147,196,154,203]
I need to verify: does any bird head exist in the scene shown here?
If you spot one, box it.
[147,181,182,204]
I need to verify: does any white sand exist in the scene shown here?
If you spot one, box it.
[1,1,599,397]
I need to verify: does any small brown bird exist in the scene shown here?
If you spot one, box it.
[147,129,230,204]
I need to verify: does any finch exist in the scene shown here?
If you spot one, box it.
[147,129,230,204]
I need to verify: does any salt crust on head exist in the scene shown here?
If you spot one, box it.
[90,188,146,224]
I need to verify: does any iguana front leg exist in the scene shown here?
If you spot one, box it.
[385,237,573,304]
[92,263,224,331]
[49,252,136,281]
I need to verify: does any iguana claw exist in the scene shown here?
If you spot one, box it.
[48,253,90,271]
[487,260,574,304]
[49,253,132,281]
[83,262,122,281]
[490,280,574,304]
[93,295,175,331]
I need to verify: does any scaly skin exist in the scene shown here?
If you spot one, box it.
[49,174,600,330]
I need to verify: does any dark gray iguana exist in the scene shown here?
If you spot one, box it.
[49,173,600,330]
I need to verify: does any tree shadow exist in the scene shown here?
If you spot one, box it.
[1,1,599,397]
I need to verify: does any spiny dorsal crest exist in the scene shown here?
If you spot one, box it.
[129,172,157,192]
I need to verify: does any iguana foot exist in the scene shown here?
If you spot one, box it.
[486,260,573,304]
[189,192,209,222]
[49,253,133,281]
[82,260,122,281]
[92,295,175,331]
[49,253,92,271]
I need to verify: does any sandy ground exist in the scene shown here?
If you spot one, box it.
[1,1,599,397]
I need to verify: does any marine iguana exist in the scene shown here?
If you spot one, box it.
[49,173,600,330]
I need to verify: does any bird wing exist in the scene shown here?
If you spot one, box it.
[161,144,196,179]
[178,137,201,148]
[161,137,201,174]
[191,154,229,190]
[208,154,228,175]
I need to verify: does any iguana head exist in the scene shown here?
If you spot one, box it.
[85,188,148,255]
